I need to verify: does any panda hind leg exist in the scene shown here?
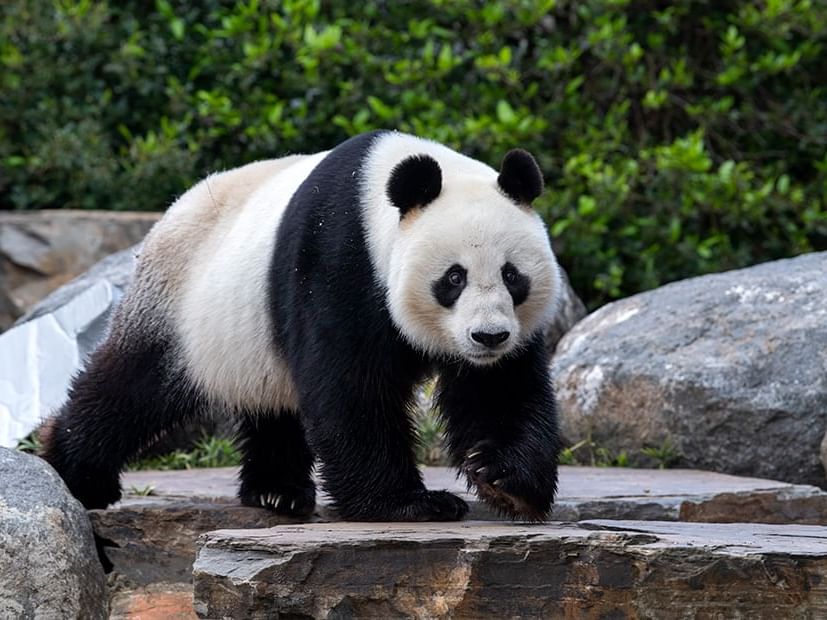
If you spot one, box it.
[236,411,316,517]
[39,335,204,510]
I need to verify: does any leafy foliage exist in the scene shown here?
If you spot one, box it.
[128,435,241,470]
[558,437,679,468]
[1,0,825,306]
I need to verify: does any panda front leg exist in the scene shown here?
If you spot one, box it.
[236,411,316,517]
[297,378,468,521]
[436,334,561,521]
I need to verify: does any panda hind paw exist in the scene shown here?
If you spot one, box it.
[396,489,469,521]
[240,485,316,517]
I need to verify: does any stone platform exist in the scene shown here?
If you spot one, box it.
[101,466,827,618]
[193,520,827,619]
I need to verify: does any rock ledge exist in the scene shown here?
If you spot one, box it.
[193,520,827,619]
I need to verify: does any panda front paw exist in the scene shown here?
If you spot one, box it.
[463,440,551,522]
[239,484,316,517]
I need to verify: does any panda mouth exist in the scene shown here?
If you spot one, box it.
[465,351,502,364]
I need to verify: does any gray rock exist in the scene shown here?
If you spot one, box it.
[545,266,588,354]
[16,245,138,326]
[0,210,158,330]
[822,428,827,481]
[0,448,107,619]
[192,520,827,619]
[554,252,827,487]
[93,465,827,593]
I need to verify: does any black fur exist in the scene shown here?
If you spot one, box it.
[431,264,467,308]
[436,333,560,520]
[497,149,544,205]
[236,412,316,516]
[39,320,207,571]
[387,154,442,217]
[40,326,206,510]
[268,131,466,521]
[502,261,531,306]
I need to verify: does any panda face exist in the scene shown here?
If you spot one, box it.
[387,179,560,366]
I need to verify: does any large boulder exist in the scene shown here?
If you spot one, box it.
[554,252,827,487]
[545,266,588,354]
[193,520,827,619]
[0,210,158,330]
[1,247,139,448]
[0,448,107,619]
[16,245,138,325]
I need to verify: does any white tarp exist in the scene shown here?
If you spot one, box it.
[0,281,120,448]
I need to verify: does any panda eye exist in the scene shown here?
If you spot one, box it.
[448,270,465,286]
[503,267,517,284]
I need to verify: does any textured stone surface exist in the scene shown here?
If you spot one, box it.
[193,520,827,619]
[0,448,107,619]
[97,465,827,589]
[554,252,827,487]
[17,245,138,325]
[122,465,827,524]
[91,500,304,586]
[109,583,197,620]
[544,267,588,353]
[0,210,158,330]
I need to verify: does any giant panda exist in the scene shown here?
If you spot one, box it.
[40,130,563,522]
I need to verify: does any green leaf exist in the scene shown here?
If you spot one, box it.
[496,100,516,125]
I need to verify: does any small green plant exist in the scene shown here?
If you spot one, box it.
[561,437,682,469]
[15,432,41,454]
[413,379,450,466]
[128,434,240,471]
[128,484,156,496]
[558,438,631,468]
[641,439,681,469]
[557,445,577,466]
[415,408,449,466]
[558,439,590,465]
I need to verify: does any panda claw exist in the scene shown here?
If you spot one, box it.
[275,495,283,509]
[290,499,296,511]
[492,479,504,487]
[475,466,488,476]
[467,450,482,460]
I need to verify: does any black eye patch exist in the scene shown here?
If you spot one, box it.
[502,262,530,306]
[432,264,467,308]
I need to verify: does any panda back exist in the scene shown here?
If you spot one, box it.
[174,151,328,411]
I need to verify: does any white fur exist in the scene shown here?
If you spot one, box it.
[172,152,327,411]
[362,132,561,365]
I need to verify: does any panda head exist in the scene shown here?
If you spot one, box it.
[384,147,560,366]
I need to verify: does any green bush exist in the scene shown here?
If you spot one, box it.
[2,0,825,307]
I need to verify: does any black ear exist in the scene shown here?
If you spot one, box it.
[387,154,442,218]
[497,149,544,205]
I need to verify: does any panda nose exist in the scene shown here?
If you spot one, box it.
[471,331,510,348]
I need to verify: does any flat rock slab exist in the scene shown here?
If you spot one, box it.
[121,464,827,522]
[193,520,827,619]
[97,466,827,589]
